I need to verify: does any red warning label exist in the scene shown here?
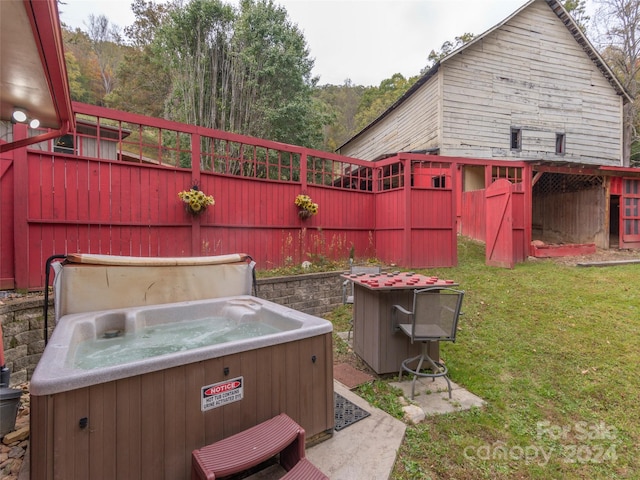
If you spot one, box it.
[201,377,243,411]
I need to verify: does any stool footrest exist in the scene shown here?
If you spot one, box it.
[400,353,453,400]
[191,413,305,480]
[281,458,328,479]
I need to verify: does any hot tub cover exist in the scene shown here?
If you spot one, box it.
[53,253,254,320]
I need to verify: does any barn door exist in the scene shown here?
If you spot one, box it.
[620,178,640,248]
[485,179,514,268]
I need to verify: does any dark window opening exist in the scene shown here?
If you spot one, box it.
[555,133,566,155]
[510,128,522,151]
[432,175,446,188]
[54,134,75,155]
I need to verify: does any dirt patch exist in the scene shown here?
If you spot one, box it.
[535,247,640,267]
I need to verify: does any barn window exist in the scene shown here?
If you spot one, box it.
[510,128,522,151]
[556,133,566,155]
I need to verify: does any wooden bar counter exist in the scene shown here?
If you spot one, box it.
[341,272,458,375]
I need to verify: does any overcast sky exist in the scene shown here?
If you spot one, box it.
[58,0,579,86]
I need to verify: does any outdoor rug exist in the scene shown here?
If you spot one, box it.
[334,392,371,431]
[333,363,375,389]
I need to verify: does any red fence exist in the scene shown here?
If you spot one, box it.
[1,101,540,290]
[2,103,474,290]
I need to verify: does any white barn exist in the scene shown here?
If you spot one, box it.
[338,0,632,166]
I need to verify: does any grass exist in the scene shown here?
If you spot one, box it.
[328,237,640,480]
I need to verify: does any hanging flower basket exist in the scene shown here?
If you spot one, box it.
[178,186,215,217]
[294,194,318,220]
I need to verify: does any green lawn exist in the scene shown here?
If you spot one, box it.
[331,237,640,480]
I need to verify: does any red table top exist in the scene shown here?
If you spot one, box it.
[341,271,458,290]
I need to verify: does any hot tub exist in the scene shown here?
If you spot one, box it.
[30,254,334,480]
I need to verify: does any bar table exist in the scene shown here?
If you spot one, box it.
[341,271,458,375]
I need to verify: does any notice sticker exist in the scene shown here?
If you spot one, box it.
[201,377,244,411]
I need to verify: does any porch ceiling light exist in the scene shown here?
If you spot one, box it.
[11,108,41,129]
[12,108,28,123]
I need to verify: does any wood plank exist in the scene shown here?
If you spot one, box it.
[255,347,274,422]
[163,366,187,480]
[87,382,117,480]
[140,370,165,480]
[116,376,142,479]
[284,341,301,424]
[184,360,206,469]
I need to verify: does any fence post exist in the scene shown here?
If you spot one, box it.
[300,149,308,191]
[12,124,29,289]
[403,157,412,266]
[191,132,201,256]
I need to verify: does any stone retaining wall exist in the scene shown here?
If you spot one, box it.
[0,272,345,387]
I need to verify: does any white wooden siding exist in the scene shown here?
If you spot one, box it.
[341,0,624,166]
[441,0,622,164]
[340,75,440,160]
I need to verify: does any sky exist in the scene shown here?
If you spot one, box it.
[58,0,570,86]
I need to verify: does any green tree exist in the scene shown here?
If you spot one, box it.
[124,0,171,49]
[62,27,104,104]
[105,0,171,116]
[563,0,591,30]
[156,0,236,129]
[314,79,365,151]
[64,51,89,103]
[424,33,475,70]
[153,0,326,148]
[354,73,418,132]
[234,0,326,147]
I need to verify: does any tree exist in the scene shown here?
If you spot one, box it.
[62,27,104,104]
[155,0,238,129]
[86,14,124,99]
[105,0,171,116]
[354,73,418,132]
[234,0,326,147]
[591,0,640,166]
[314,80,364,151]
[424,33,475,71]
[64,51,89,102]
[563,0,591,31]
[124,0,171,48]
[153,0,326,148]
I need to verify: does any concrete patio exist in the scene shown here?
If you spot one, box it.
[247,332,486,479]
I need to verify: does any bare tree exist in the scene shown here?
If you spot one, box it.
[591,0,640,166]
[86,14,124,97]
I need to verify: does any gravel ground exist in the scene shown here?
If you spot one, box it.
[0,383,30,480]
[536,247,640,267]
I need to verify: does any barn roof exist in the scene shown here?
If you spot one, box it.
[339,0,633,152]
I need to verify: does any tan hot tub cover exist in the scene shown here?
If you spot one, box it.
[53,253,255,321]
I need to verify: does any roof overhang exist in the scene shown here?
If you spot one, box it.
[0,0,74,153]
[527,160,640,177]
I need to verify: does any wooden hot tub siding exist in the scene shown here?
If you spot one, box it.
[30,333,333,480]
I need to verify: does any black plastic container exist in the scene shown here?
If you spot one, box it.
[0,387,22,437]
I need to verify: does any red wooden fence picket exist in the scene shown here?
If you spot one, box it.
[1,102,532,290]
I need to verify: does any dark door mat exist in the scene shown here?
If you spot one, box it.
[333,363,374,389]
[334,392,370,431]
